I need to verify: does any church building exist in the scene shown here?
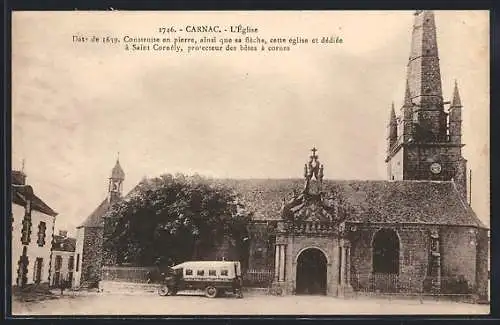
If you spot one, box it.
[73,158,125,288]
[75,10,489,300]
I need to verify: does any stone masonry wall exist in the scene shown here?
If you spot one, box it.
[349,227,375,290]
[81,227,104,285]
[475,228,489,299]
[404,145,462,181]
[349,225,431,293]
[440,226,477,289]
[283,235,341,296]
[398,226,430,292]
[344,224,483,295]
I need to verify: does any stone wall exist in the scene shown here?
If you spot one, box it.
[398,226,430,292]
[349,224,430,293]
[404,145,462,181]
[349,224,484,295]
[349,227,375,290]
[440,226,477,289]
[102,218,118,266]
[387,149,404,180]
[282,235,341,296]
[475,228,489,300]
[81,227,104,286]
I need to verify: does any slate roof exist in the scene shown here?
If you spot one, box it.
[218,179,486,228]
[77,198,109,228]
[79,178,486,230]
[12,184,58,217]
[111,160,125,180]
[52,235,76,252]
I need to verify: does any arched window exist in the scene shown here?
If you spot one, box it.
[372,228,400,274]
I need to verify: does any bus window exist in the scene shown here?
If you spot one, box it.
[221,269,229,276]
[209,270,216,276]
[186,269,193,276]
[197,270,205,276]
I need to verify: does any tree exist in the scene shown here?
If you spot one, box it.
[103,174,252,266]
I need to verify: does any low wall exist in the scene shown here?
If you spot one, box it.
[102,265,157,283]
[99,280,158,294]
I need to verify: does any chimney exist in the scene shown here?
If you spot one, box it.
[59,230,68,238]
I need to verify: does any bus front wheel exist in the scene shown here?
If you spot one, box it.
[158,286,170,296]
[205,286,218,298]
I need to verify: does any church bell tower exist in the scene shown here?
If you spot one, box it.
[108,154,125,204]
[385,10,467,199]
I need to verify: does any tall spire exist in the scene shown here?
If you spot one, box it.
[451,80,462,107]
[406,10,444,110]
[405,10,447,141]
[387,10,465,182]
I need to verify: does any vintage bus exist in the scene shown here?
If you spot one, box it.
[158,261,243,298]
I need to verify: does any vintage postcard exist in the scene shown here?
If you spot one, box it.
[10,10,490,316]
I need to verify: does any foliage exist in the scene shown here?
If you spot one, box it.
[103,174,252,266]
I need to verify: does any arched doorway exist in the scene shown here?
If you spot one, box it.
[372,228,400,292]
[296,248,328,295]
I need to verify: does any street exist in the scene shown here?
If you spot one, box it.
[12,291,490,316]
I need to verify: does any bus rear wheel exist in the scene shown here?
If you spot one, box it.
[205,286,218,298]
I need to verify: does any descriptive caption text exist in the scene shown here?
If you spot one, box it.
[72,25,344,54]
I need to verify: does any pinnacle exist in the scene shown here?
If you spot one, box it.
[404,80,412,106]
[451,80,462,107]
[390,102,397,122]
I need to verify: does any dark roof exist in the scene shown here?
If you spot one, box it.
[77,179,147,229]
[219,179,486,228]
[52,235,76,252]
[12,184,58,217]
[111,160,125,180]
[78,198,109,228]
[77,178,147,229]
[79,178,486,230]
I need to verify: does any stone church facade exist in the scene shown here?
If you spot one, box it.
[75,10,489,300]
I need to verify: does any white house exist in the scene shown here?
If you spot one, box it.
[49,230,76,288]
[12,170,58,289]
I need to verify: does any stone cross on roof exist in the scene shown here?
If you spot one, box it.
[310,147,318,160]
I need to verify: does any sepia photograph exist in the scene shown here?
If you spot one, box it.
[10,10,490,316]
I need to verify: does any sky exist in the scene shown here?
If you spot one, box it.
[11,11,490,235]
